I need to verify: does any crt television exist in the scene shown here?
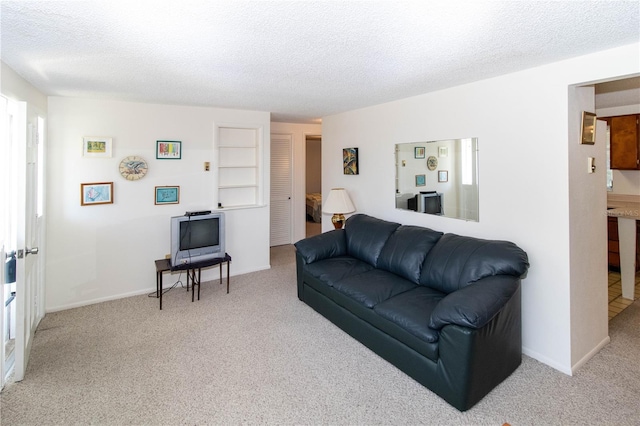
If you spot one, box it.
[171,212,226,266]
[418,191,444,215]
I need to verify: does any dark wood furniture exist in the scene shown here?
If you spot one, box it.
[603,114,640,170]
[154,253,232,310]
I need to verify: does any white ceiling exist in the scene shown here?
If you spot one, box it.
[1,1,639,123]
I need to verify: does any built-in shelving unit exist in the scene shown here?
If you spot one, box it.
[215,125,263,209]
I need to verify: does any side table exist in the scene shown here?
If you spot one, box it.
[154,253,232,310]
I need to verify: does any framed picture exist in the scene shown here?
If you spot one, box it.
[438,146,448,157]
[414,147,425,159]
[415,174,426,186]
[438,170,449,182]
[82,137,112,158]
[155,186,180,205]
[343,147,359,175]
[156,140,182,159]
[80,182,113,206]
[581,111,596,144]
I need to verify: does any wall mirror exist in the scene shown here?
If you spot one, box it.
[395,138,479,221]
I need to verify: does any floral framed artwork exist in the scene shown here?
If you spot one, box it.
[82,137,112,158]
[80,182,113,206]
[155,186,180,205]
[156,140,182,159]
[343,147,359,175]
[415,174,426,186]
[414,147,425,159]
[438,170,449,182]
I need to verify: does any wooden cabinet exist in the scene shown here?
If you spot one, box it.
[605,114,640,170]
[608,216,640,271]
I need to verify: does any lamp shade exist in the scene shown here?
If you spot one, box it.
[323,188,356,214]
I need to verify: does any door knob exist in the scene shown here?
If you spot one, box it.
[17,247,39,258]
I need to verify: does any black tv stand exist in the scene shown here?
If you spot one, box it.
[154,253,232,310]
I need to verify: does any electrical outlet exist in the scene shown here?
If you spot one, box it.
[165,254,171,259]
[204,161,210,171]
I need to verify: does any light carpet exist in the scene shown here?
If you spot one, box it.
[1,245,639,425]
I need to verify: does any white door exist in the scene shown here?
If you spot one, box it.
[0,96,9,388]
[270,134,293,246]
[0,96,45,385]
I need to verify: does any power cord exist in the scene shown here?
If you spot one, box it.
[147,271,186,297]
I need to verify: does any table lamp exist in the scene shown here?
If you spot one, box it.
[323,188,356,229]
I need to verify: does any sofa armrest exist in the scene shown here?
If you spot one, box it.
[429,275,520,330]
[294,229,347,264]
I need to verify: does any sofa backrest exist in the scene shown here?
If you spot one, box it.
[377,225,443,284]
[420,233,530,293]
[345,214,400,267]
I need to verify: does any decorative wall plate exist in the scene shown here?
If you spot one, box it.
[427,156,438,171]
[119,156,148,181]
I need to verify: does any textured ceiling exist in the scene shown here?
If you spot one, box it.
[1,1,639,123]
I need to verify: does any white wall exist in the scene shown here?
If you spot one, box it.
[47,97,271,311]
[270,122,322,243]
[1,62,47,113]
[568,87,608,370]
[321,43,640,375]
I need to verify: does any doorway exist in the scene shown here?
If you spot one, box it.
[305,135,321,237]
[595,76,640,320]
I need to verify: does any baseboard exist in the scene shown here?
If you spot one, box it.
[522,334,611,376]
[522,346,573,376]
[46,288,153,313]
[571,335,611,374]
[46,263,271,313]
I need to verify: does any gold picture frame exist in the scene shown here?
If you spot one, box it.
[581,111,597,144]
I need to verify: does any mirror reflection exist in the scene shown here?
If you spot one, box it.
[395,138,479,221]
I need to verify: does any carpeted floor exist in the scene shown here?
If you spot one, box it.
[1,245,639,425]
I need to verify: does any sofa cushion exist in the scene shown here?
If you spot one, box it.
[345,214,400,267]
[420,233,530,294]
[377,225,443,284]
[374,286,445,343]
[333,269,416,308]
[304,256,373,286]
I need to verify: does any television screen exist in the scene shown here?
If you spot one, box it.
[418,192,443,215]
[424,196,442,215]
[180,218,220,251]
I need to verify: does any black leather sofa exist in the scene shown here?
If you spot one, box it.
[294,214,529,411]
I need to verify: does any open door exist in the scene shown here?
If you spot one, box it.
[1,96,45,385]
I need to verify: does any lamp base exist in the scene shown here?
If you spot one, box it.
[331,213,346,229]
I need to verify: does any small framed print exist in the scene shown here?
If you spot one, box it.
[156,140,182,159]
[343,147,359,175]
[83,137,112,158]
[580,111,596,144]
[414,147,425,159]
[415,174,426,186]
[81,182,113,206]
[155,186,180,205]
[438,170,449,183]
[438,146,448,157]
